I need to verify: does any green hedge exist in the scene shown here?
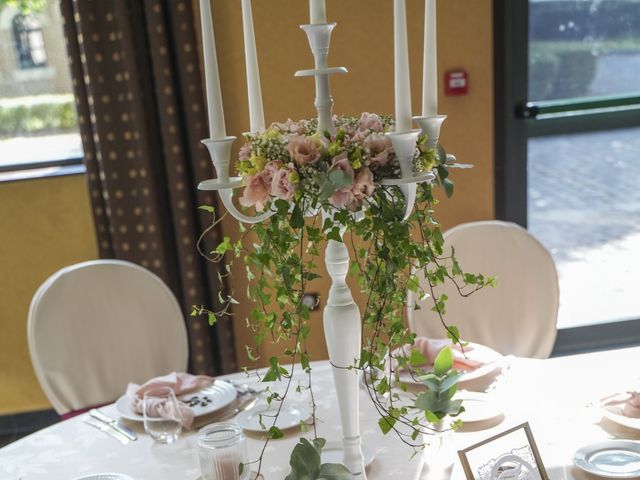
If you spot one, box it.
[529,42,598,101]
[0,95,77,137]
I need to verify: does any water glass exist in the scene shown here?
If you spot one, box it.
[143,386,183,444]
[198,423,250,480]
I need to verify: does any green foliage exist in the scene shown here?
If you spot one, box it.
[197,118,494,476]
[284,438,352,480]
[0,95,77,138]
[0,0,45,14]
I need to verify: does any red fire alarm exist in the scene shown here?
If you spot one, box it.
[444,70,468,96]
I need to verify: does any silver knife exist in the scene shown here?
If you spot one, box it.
[90,409,138,441]
[83,416,130,444]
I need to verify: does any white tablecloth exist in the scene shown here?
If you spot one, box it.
[2,347,640,479]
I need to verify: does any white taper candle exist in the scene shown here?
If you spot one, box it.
[199,0,226,140]
[393,0,412,133]
[310,0,327,24]
[241,0,265,132]
[422,0,438,116]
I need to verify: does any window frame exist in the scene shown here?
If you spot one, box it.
[494,0,640,355]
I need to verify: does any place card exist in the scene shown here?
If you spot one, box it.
[457,422,549,480]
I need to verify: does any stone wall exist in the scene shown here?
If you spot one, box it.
[0,2,72,99]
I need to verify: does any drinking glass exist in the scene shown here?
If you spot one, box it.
[198,423,250,480]
[143,386,183,444]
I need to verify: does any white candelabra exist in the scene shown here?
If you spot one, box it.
[196,1,449,477]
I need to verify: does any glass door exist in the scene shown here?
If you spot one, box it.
[495,0,640,354]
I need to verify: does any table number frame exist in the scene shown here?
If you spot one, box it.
[457,422,549,480]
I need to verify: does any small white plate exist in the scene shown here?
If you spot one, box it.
[72,474,135,480]
[236,403,311,432]
[115,382,237,422]
[455,391,502,423]
[602,406,640,431]
[321,442,375,469]
[398,343,504,387]
[573,440,640,478]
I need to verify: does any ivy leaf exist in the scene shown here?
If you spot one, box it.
[198,205,215,213]
[433,346,453,376]
[443,178,454,198]
[409,349,427,367]
[326,227,343,243]
[317,463,353,480]
[446,326,461,344]
[268,426,284,439]
[378,416,396,435]
[284,438,321,480]
[290,205,305,229]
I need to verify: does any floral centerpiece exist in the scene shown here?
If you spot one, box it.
[197,113,493,479]
[194,0,494,478]
[236,113,436,213]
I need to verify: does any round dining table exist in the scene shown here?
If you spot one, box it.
[1,346,639,479]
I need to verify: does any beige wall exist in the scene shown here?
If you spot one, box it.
[201,0,495,368]
[0,174,98,414]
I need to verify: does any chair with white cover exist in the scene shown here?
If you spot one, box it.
[408,220,559,358]
[28,259,189,416]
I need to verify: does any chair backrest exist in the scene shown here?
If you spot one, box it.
[408,220,559,358]
[28,260,189,414]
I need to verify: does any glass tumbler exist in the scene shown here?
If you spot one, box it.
[198,423,250,480]
[143,386,183,444]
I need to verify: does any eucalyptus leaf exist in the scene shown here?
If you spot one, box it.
[284,438,321,480]
[317,463,353,480]
[328,169,353,190]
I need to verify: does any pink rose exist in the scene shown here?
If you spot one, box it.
[365,134,393,168]
[239,173,270,212]
[328,152,355,208]
[287,135,321,165]
[271,166,298,201]
[351,168,375,204]
[330,189,355,208]
[357,112,383,133]
[239,143,252,161]
[273,118,304,134]
[262,160,283,187]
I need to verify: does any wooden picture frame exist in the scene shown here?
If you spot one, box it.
[457,422,549,480]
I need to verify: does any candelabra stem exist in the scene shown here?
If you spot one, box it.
[323,219,366,478]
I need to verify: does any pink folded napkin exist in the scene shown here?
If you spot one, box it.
[390,337,493,372]
[126,372,214,429]
[601,391,640,418]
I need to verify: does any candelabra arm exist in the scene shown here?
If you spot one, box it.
[413,115,447,148]
[385,129,421,221]
[198,137,275,224]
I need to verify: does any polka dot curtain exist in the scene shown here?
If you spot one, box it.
[60,0,235,375]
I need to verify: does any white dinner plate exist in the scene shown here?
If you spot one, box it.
[236,403,311,432]
[573,440,640,478]
[115,381,237,422]
[455,391,502,423]
[72,474,135,480]
[321,442,375,469]
[398,343,504,387]
[601,405,640,431]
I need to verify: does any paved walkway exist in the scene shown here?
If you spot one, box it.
[528,127,640,328]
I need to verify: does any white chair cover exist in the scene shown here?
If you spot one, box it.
[408,220,559,358]
[28,260,189,414]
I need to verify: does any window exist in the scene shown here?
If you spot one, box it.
[0,2,83,177]
[495,0,640,354]
[12,14,47,69]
